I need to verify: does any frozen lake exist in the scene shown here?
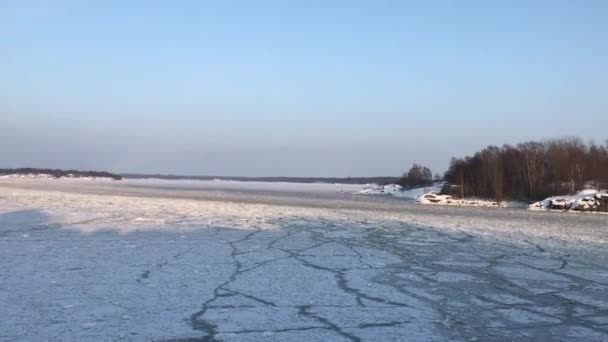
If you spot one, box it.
[1,179,607,341]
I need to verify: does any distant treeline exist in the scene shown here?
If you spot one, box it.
[443,138,608,202]
[121,173,399,185]
[0,168,122,180]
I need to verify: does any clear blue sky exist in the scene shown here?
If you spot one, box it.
[2,1,607,177]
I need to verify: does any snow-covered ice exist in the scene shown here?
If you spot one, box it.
[1,178,607,341]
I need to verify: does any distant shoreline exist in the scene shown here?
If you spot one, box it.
[120,173,399,185]
[0,168,398,185]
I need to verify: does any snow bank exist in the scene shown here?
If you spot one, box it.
[0,174,56,179]
[359,184,403,195]
[0,174,117,181]
[359,183,443,199]
[395,183,444,199]
[530,190,608,212]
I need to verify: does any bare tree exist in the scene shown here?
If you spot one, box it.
[518,141,544,199]
[399,164,433,189]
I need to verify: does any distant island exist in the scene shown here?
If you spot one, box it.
[0,168,122,180]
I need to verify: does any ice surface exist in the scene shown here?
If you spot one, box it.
[1,179,607,341]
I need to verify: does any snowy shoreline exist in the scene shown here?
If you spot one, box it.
[530,189,608,212]
[358,183,524,208]
[359,183,608,213]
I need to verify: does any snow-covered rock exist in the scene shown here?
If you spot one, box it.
[416,193,504,207]
[530,190,608,212]
[417,193,455,204]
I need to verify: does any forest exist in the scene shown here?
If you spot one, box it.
[442,138,608,202]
